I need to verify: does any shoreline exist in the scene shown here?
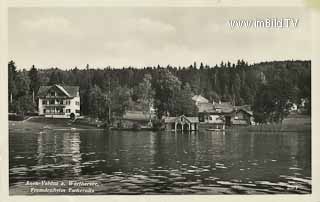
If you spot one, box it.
[9,115,311,133]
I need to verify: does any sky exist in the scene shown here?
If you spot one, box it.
[8,7,311,69]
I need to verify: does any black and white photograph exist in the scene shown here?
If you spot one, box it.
[8,7,312,195]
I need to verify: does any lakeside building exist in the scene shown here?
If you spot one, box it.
[164,115,199,131]
[193,95,254,127]
[38,84,80,119]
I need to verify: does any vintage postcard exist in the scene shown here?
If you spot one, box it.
[1,1,320,202]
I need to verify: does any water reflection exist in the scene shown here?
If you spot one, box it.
[9,130,311,194]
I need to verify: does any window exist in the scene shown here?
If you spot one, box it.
[66,109,71,113]
[76,110,80,113]
[43,109,46,114]
[66,100,71,105]
[42,100,47,105]
[50,91,55,97]
[50,99,55,105]
[76,101,80,106]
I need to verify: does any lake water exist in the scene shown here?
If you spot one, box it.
[9,130,311,194]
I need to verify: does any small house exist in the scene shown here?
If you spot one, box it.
[195,96,254,127]
[206,114,226,130]
[164,115,199,131]
[232,108,254,126]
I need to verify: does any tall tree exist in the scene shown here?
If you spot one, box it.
[28,65,40,103]
[8,61,17,108]
[154,69,181,118]
[174,83,197,116]
[88,85,106,119]
[111,86,131,119]
[13,70,35,114]
[137,74,155,123]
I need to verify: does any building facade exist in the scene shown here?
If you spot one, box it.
[193,95,254,127]
[38,85,80,119]
[231,108,254,126]
[164,115,199,131]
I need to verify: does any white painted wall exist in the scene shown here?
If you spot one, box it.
[38,96,80,118]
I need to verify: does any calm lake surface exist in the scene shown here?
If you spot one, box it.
[9,129,311,194]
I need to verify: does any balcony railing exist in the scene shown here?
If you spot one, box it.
[43,103,66,106]
[43,95,70,98]
[44,112,66,115]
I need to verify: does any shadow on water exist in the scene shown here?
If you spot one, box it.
[9,129,311,194]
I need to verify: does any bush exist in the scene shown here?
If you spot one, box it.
[9,114,25,121]
[152,119,164,130]
[132,123,141,130]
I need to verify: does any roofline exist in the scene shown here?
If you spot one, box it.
[38,85,79,98]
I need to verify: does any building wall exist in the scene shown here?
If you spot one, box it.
[66,97,80,116]
[165,122,198,131]
[231,111,251,125]
[38,96,80,118]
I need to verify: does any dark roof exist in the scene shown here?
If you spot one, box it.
[198,102,234,114]
[234,105,253,116]
[237,109,253,116]
[38,85,79,97]
[197,103,214,113]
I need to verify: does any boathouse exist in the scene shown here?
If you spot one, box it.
[164,115,199,131]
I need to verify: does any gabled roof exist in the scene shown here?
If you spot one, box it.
[55,84,71,97]
[236,108,253,116]
[197,102,234,114]
[234,105,253,116]
[38,85,79,97]
[164,115,199,123]
[192,95,209,104]
[215,102,234,113]
[197,103,215,113]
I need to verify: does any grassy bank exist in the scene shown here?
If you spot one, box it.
[247,114,311,132]
[9,117,102,133]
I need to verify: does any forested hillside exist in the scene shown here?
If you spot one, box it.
[8,59,311,123]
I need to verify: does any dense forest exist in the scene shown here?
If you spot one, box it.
[8,59,311,123]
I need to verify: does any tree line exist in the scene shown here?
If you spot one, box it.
[8,59,311,123]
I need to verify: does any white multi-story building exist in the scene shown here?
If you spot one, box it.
[38,84,80,119]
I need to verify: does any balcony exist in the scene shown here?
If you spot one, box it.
[43,103,67,107]
[44,95,69,99]
[44,112,66,115]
